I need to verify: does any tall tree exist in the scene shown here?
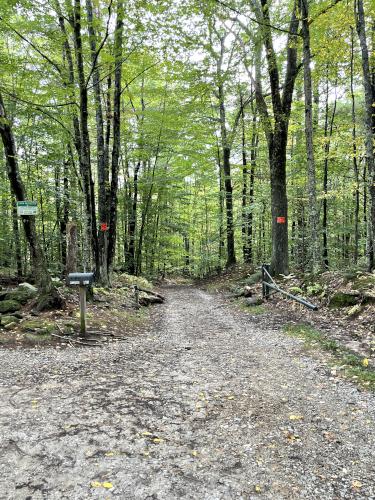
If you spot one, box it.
[300,0,318,272]
[355,0,375,271]
[249,0,300,275]
[0,92,62,308]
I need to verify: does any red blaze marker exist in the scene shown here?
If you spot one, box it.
[277,217,286,224]
[100,222,108,231]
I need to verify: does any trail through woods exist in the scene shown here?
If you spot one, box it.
[0,286,375,499]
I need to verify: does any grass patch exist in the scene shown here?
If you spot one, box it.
[283,324,338,351]
[346,366,375,388]
[238,302,266,315]
[283,322,375,390]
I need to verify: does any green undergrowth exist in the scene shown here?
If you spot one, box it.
[283,323,375,390]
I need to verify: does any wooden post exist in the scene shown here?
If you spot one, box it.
[262,264,271,299]
[134,285,140,309]
[79,285,87,336]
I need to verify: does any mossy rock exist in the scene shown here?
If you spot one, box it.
[351,274,375,292]
[342,270,360,283]
[0,300,22,314]
[306,283,324,296]
[4,287,36,305]
[289,286,303,295]
[243,271,262,286]
[329,292,360,308]
[21,319,56,335]
[1,315,21,327]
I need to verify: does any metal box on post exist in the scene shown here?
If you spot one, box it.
[67,273,94,286]
[67,272,94,336]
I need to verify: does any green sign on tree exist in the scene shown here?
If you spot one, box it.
[17,201,38,216]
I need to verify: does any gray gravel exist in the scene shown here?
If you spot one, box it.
[0,286,374,499]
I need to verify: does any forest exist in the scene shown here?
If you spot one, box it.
[0,0,374,296]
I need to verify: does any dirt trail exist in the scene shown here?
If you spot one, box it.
[0,286,374,499]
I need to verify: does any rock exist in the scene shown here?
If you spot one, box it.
[243,286,253,298]
[245,297,264,306]
[21,319,56,335]
[243,271,262,286]
[139,295,164,306]
[362,291,375,304]
[4,285,37,305]
[19,282,38,293]
[0,300,22,314]
[1,315,21,326]
[329,291,360,308]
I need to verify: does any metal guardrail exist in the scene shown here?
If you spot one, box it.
[261,264,318,311]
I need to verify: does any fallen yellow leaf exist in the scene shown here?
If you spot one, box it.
[191,450,198,457]
[255,485,262,493]
[105,452,114,457]
[289,414,304,421]
[91,481,113,489]
[141,431,153,436]
[362,358,369,367]
[352,480,362,489]
[153,437,163,444]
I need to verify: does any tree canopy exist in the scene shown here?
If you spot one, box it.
[1,0,374,288]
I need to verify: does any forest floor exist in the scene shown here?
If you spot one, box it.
[1,285,375,499]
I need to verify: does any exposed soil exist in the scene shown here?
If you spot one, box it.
[0,286,374,499]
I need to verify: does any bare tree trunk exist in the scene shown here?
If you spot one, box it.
[127,161,140,275]
[301,0,318,272]
[355,0,375,271]
[11,193,22,277]
[350,28,360,265]
[241,96,249,263]
[72,0,99,276]
[248,107,258,264]
[108,0,124,272]
[86,0,109,284]
[322,75,337,270]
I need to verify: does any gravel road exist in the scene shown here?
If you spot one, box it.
[0,286,374,499]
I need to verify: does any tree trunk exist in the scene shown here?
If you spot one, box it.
[11,193,22,277]
[355,0,375,271]
[86,0,109,284]
[108,1,124,273]
[241,98,249,263]
[248,109,258,264]
[72,0,99,275]
[350,28,360,265]
[127,161,140,275]
[66,222,78,277]
[301,0,318,272]
[253,0,300,275]
[322,76,337,270]
[0,92,62,308]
